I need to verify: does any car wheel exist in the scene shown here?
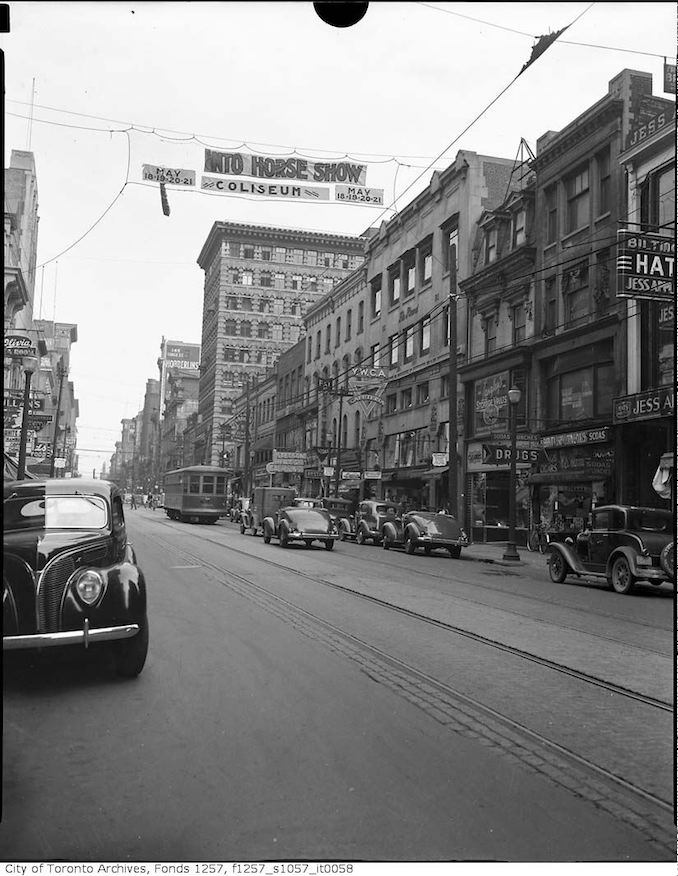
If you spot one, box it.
[240,523,245,534]
[356,528,365,545]
[252,528,257,537]
[280,529,289,548]
[324,540,334,551]
[113,616,149,678]
[405,534,416,555]
[383,535,391,550]
[448,546,461,559]
[424,545,432,555]
[611,556,635,594]
[660,542,675,579]
[339,524,347,542]
[549,551,568,584]
[263,527,271,544]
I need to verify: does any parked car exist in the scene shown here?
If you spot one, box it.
[231,497,250,524]
[382,510,469,558]
[3,478,149,677]
[355,500,401,545]
[293,497,323,508]
[262,505,339,550]
[242,487,297,536]
[320,497,357,540]
[548,504,674,595]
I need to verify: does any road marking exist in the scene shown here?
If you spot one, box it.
[169,564,202,569]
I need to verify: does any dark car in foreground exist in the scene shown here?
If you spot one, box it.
[548,504,674,595]
[382,510,469,558]
[3,478,148,676]
[262,505,339,550]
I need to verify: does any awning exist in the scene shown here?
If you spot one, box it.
[420,466,449,478]
[382,468,428,482]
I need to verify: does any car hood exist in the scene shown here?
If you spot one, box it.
[406,514,463,537]
[3,529,112,573]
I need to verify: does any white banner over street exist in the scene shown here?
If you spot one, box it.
[201,177,330,201]
[204,150,367,185]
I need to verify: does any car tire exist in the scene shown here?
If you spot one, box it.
[548,551,568,584]
[448,546,461,559]
[405,534,416,555]
[252,528,257,537]
[240,523,245,534]
[263,527,271,544]
[113,616,149,678]
[660,542,674,579]
[424,545,432,555]
[356,528,365,546]
[383,535,391,550]
[611,556,635,594]
[324,540,334,551]
[280,529,289,548]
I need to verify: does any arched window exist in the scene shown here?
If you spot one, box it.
[240,321,252,338]
[332,417,337,447]
[342,354,351,389]
[341,414,348,449]
[332,360,339,391]
[224,319,236,335]
[354,347,363,365]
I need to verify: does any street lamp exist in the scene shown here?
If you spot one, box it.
[502,386,522,562]
[17,355,39,480]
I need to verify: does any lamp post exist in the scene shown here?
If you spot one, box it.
[17,355,39,480]
[502,386,522,562]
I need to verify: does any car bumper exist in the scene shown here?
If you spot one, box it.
[417,537,467,549]
[4,622,141,651]
[634,566,669,581]
[290,532,339,542]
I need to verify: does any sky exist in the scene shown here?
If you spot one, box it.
[2,1,676,477]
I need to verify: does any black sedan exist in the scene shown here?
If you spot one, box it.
[382,510,468,558]
[3,478,148,676]
[548,504,674,594]
[262,506,339,550]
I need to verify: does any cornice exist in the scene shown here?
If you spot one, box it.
[530,99,623,173]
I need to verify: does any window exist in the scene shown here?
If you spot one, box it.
[389,267,401,305]
[547,362,614,423]
[404,252,416,296]
[202,476,215,495]
[386,393,397,414]
[224,348,236,362]
[596,149,611,216]
[371,343,381,367]
[641,163,676,233]
[440,374,449,398]
[545,186,558,244]
[231,270,239,284]
[258,298,269,313]
[335,317,341,347]
[227,295,237,310]
[353,411,361,447]
[325,324,331,354]
[275,246,286,263]
[315,331,321,359]
[401,388,413,408]
[323,253,333,267]
[404,326,415,361]
[258,323,270,339]
[241,297,252,311]
[260,272,272,287]
[345,309,352,340]
[544,276,557,333]
[416,382,429,405]
[274,273,285,290]
[292,248,304,264]
[370,276,382,317]
[224,319,236,336]
[441,221,458,273]
[241,270,253,286]
[512,302,526,343]
[389,334,399,366]
[243,246,254,260]
[273,298,283,315]
[420,316,431,353]
[240,321,251,338]
[307,336,312,364]
[485,314,497,355]
[291,274,302,291]
[563,262,589,324]
[261,247,272,261]
[565,165,590,232]
[306,250,318,266]
[442,304,450,346]
[357,301,365,333]
[272,325,282,341]
[307,278,318,292]
[485,228,497,264]
[512,209,526,247]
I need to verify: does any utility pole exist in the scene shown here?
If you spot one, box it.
[243,374,251,497]
[447,241,458,517]
[333,388,345,498]
[49,359,67,478]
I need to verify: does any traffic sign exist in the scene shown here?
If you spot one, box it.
[53,457,66,469]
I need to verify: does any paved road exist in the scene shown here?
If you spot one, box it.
[1,510,673,863]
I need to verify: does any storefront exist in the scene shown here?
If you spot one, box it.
[527,426,615,539]
[465,442,532,544]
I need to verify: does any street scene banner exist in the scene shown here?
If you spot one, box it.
[201,177,330,201]
[335,185,384,205]
[204,150,367,185]
[142,165,195,186]
[616,230,675,301]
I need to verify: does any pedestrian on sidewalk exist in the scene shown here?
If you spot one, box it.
[130,494,137,510]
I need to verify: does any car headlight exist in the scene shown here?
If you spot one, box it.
[75,570,105,605]
[291,529,301,537]
[636,555,652,566]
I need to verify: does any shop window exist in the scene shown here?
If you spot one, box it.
[565,165,590,233]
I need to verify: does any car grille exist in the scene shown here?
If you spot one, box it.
[37,553,77,632]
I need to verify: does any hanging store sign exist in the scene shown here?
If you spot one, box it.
[335,185,384,205]
[542,427,610,448]
[4,335,36,358]
[364,471,382,480]
[482,445,542,466]
[341,471,361,480]
[616,231,675,301]
[271,450,306,472]
[663,63,676,95]
[474,371,508,431]
[201,177,330,201]
[142,165,195,186]
[323,466,335,478]
[204,150,367,185]
[613,387,674,423]
[431,452,448,467]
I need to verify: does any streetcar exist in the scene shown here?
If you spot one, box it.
[162,465,230,524]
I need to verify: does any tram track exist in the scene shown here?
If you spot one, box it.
[149,516,672,707]
[148,524,674,852]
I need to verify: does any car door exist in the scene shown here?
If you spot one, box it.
[587,509,616,571]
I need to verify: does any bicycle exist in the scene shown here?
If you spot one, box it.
[527,522,551,553]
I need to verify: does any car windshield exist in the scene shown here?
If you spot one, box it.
[4,495,109,531]
[376,505,399,515]
[626,508,673,532]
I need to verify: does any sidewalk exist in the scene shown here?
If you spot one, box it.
[463,540,552,571]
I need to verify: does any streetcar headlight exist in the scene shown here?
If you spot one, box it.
[75,570,105,605]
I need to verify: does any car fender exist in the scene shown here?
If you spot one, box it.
[339,517,353,533]
[549,541,585,574]
[382,521,399,543]
[606,546,654,578]
[405,523,421,542]
[262,516,275,536]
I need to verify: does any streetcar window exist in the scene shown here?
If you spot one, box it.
[202,476,215,494]
[189,476,200,494]
[216,477,226,494]
[182,478,189,494]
